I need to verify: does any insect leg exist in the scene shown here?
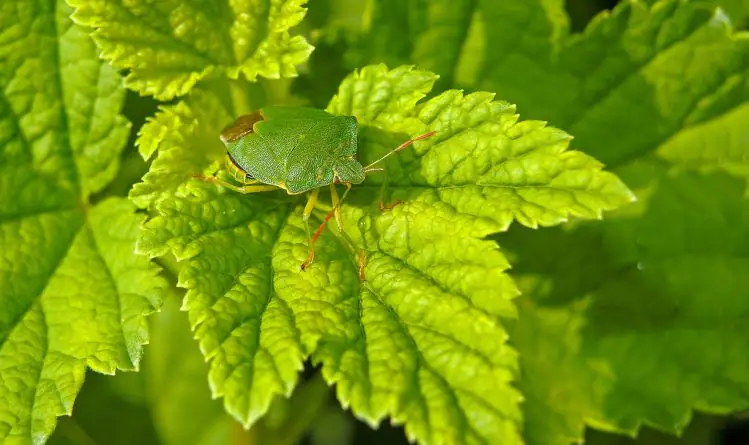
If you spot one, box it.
[234,184,279,193]
[302,188,320,255]
[229,169,262,185]
[378,199,402,211]
[230,164,243,183]
[374,167,401,212]
[300,183,353,272]
[300,205,335,272]
[234,170,246,183]
[225,154,256,184]
[194,175,279,193]
[237,177,263,185]
[358,250,367,281]
[330,183,343,232]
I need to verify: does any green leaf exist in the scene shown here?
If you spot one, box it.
[713,0,749,26]
[0,197,165,444]
[644,0,749,28]
[584,413,726,445]
[130,85,237,210]
[298,0,486,96]
[477,0,568,89]
[0,1,165,443]
[146,293,337,445]
[130,77,295,210]
[66,0,314,100]
[479,0,749,178]
[502,167,749,445]
[146,294,233,445]
[135,64,633,444]
[360,0,479,91]
[307,0,570,97]
[473,0,749,443]
[334,65,633,229]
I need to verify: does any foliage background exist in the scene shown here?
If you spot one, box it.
[1,0,748,444]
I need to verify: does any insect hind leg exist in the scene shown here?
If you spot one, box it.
[329,183,345,231]
[300,183,352,272]
[301,188,320,264]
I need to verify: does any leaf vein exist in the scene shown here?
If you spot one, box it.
[366,283,487,445]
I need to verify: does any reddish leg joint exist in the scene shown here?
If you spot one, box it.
[411,130,437,143]
[300,205,337,271]
[358,251,367,281]
[392,130,437,156]
[378,199,402,212]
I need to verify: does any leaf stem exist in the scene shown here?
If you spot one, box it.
[55,417,100,445]
[228,78,256,116]
[242,372,331,445]
[271,372,330,445]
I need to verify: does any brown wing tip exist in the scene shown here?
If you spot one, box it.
[220,110,264,143]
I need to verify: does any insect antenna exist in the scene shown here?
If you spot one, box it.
[363,130,437,173]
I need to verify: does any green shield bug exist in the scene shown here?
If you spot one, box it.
[196,106,436,277]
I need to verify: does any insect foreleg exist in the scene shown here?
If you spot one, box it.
[234,185,279,193]
[225,155,256,184]
[231,168,251,184]
[232,172,262,185]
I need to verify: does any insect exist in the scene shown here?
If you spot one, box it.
[195,106,436,277]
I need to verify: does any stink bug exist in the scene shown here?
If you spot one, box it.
[196,106,436,275]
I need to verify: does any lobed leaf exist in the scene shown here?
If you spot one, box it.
[502,167,749,445]
[130,88,234,210]
[584,414,727,445]
[339,1,749,442]
[473,0,749,443]
[138,185,525,444]
[66,0,314,100]
[129,78,276,210]
[328,65,634,230]
[477,0,569,90]
[305,0,480,93]
[362,0,480,91]
[644,0,749,28]
[135,63,632,444]
[480,0,749,178]
[305,200,522,444]
[0,197,166,444]
[133,84,306,428]
[140,188,305,427]
[0,1,165,443]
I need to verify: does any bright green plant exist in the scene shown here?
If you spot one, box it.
[0,1,747,445]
